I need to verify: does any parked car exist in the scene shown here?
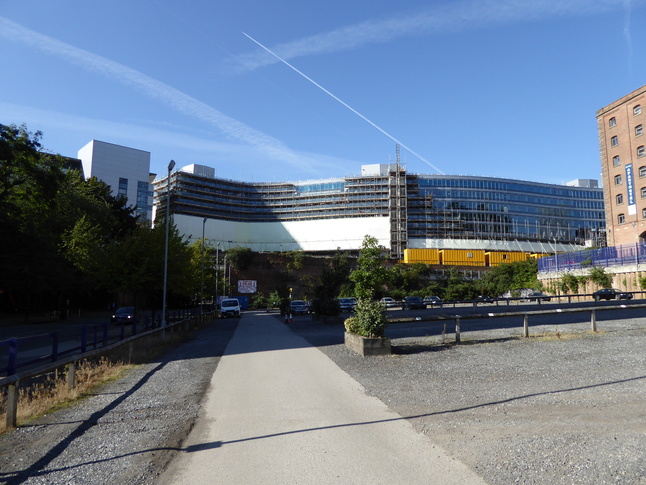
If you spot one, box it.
[402,296,426,310]
[220,298,241,317]
[475,295,494,304]
[380,297,399,308]
[337,297,357,312]
[289,300,309,315]
[592,288,633,301]
[527,291,551,302]
[423,296,443,307]
[111,306,138,324]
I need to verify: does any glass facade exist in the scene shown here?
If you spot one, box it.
[409,175,605,245]
[154,170,605,248]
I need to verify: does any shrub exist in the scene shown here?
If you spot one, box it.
[344,316,360,334]
[350,299,388,338]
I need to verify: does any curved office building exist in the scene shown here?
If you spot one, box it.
[153,163,605,259]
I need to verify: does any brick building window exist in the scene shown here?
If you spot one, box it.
[638,146,645,158]
[640,166,646,178]
[618,213,626,224]
[611,135,619,146]
[613,155,620,166]
[614,174,622,185]
[642,187,646,198]
[637,124,643,136]
[635,105,642,116]
[609,117,617,127]
[616,193,624,204]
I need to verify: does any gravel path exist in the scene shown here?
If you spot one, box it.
[0,319,238,485]
[0,313,644,484]
[291,316,646,485]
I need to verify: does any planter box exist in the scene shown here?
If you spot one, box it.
[344,331,391,356]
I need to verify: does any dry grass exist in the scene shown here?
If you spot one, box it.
[0,357,133,434]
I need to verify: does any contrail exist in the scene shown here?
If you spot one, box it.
[243,32,445,175]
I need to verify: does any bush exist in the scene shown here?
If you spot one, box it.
[350,299,388,338]
[344,316,360,334]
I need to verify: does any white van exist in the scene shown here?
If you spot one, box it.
[220,298,241,318]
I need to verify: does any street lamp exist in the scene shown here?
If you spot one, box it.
[161,159,176,328]
[215,241,220,308]
[201,217,207,311]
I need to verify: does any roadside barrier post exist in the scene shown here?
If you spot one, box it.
[66,361,76,389]
[455,316,461,343]
[7,338,18,376]
[6,380,19,430]
[523,313,529,338]
[591,309,597,332]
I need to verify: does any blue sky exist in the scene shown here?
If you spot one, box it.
[1,0,644,184]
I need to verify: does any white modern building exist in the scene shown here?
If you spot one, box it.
[77,140,155,221]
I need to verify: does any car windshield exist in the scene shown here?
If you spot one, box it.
[291,301,306,306]
[221,300,238,307]
[116,307,134,314]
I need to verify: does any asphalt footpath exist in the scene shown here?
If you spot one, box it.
[159,311,486,485]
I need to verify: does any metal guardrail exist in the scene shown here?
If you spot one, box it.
[391,301,646,341]
[0,309,207,377]
[1,309,215,430]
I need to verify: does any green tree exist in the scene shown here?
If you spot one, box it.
[226,246,254,271]
[347,235,389,337]
[477,259,539,297]
[443,267,477,300]
[349,235,388,300]
[589,266,612,289]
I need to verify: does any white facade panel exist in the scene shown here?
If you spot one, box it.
[174,214,390,252]
[77,140,153,220]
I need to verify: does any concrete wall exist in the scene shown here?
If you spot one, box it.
[173,214,391,252]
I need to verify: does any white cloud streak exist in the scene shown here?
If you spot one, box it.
[230,0,644,73]
[243,32,445,174]
[623,0,634,72]
[0,16,318,173]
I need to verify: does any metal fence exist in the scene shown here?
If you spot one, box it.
[538,242,646,273]
[1,309,214,430]
[0,309,201,378]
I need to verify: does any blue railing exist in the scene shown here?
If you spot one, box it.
[538,243,646,273]
[0,309,200,377]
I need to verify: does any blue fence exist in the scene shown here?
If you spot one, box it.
[538,243,646,273]
[0,309,200,377]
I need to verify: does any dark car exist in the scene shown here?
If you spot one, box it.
[476,295,494,304]
[592,288,633,301]
[402,296,426,310]
[423,296,443,307]
[111,306,137,324]
[527,291,551,302]
[338,298,357,312]
[289,300,309,315]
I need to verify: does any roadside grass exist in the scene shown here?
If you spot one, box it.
[0,357,134,434]
[0,317,212,435]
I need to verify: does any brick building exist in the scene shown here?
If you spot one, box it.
[597,84,646,247]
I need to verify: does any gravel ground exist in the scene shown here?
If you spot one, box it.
[0,319,238,485]
[291,315,646,485]
[0,312,644,484]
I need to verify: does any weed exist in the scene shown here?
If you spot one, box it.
[0,357,133,434]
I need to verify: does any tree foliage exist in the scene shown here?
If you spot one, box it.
[349,235,388,300]
[477,259,540,297]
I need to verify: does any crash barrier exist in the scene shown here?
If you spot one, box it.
[0,309,215,430]
[0,309,205,377]
[447,303,645,343]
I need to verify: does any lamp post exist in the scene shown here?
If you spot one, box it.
[161,159,175,328]
[201,217,207,311]
[215,241,220,308]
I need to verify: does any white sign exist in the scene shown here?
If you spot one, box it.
[238,280,257,294]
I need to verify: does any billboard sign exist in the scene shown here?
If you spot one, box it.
[238,280,257,294]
